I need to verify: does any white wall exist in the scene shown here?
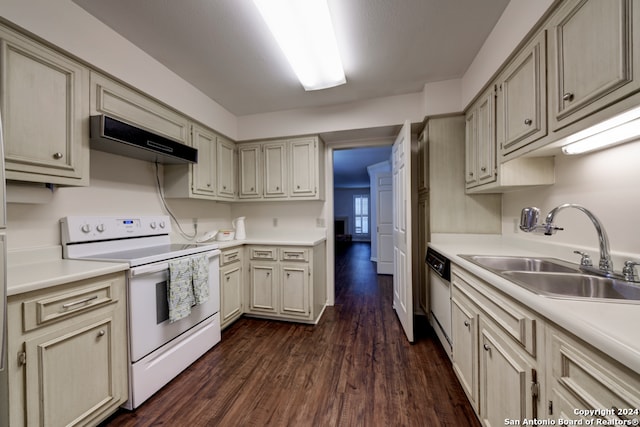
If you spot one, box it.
[502,140,640,260]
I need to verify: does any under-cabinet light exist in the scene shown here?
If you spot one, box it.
[561,105,640,155]
[253,0,346,91]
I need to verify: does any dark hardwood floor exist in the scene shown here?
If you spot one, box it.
[101,242,480,426]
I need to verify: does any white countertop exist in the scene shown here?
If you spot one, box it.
[429,233,640,375]
[187,230,327,249]
[7,246,129,296]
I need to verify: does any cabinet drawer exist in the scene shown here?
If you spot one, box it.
[22,279,117,332]
[250,247,277,260]
[280,248,309,262]
[220,248,242,266]
[550,328,640,421]
[452,268,537,356]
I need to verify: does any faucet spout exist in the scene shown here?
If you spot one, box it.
[521,203,613,273]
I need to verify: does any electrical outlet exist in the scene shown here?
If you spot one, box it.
[273,218,278,227]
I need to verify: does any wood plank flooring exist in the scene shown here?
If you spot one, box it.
[101,242,480,426]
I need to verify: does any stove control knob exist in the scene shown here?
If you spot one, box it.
[150,221,157,229]
[159,221,166,229]
[96,224,105,233]
[81,224,91,233]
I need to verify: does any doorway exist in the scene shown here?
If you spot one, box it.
[331,145,392,303]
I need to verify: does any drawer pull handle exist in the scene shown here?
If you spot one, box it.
[483,344,491,352]
[562,92,574,102]
[62,295,98,309]
[98,330,105,337]
[464,320,470,327]
[53,152,64,159]
[524,118,532,125]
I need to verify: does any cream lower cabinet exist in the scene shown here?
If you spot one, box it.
[0,23,89,186]
[451,266,542,426]
[546,326,640,424]
[7,272,128,427]
[245,244,326,323]
[220,247,244,329]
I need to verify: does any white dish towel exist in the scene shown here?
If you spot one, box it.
[168,255,210,323]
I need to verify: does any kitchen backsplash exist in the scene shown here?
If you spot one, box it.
[503,139,640,257]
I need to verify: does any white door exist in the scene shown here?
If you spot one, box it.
[376,172,393,274]
[392,120,414,342]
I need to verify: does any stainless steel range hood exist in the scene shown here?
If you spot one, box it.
[90,115,197,164]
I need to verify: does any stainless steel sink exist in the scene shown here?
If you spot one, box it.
[502,271,640,302]
[459,255,580,273]
[459,254,640,303]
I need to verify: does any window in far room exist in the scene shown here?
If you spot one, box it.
[354,194,369,235]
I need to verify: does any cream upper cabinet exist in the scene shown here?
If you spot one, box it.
[216,136,236,199]
[191,124,217,197]
[236,136,323,201]
[548,0,640,131]
[263,141,287,198]
[238,144,261,199]
[7,272,128,426]
[465,88,496,189]
[497,30,547,157]
[290,137,318,198]
[0,23,89,186]
[90,72,190,145]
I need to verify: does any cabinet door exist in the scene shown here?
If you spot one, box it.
[192,125,216,196]
[479,318,537,427]
[249,263,278,314]
[264,142,287,198]
[464,109,478,187]
[238,145,261,199]
[549,0,639,130]
[280,264,310,317]
[216,137,236,199]
[25,317,121,426]
[476,90,496,186]
[289,138,317,197]
[0,27,88,184]
[498,31,547,156]
[221,264,242,327]
[451,295,478,410]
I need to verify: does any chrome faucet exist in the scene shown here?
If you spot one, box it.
[519,204,614,274]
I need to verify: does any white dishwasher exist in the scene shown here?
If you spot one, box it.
[426,248,452,359]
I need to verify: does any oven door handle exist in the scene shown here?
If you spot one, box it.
[129,250,221,277]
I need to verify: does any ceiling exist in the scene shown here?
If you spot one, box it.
[333,146,392,188]
[71,0,509,188]
[72,0,510,117]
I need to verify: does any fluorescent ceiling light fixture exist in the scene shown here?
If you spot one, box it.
[561,105,640,155]
[253,0,346,91]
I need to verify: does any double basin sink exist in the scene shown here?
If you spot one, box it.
[459,255,640,303]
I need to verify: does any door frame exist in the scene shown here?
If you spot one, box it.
[324,139,397,306]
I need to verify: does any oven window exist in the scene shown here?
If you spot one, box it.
[156,280,169,324]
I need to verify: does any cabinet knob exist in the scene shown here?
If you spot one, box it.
[276,186,280,191]
[562,92,574,102]
[483,344,491,352]
[297,185,300,189]
[524,118,532,125]
[98,330,105,337]
[464,320,470,327]
[53,152,64,159]
[250,187,254,191]
[480,167,487,172]
[469,172,474,177]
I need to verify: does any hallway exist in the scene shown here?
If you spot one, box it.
[101,242,479,426]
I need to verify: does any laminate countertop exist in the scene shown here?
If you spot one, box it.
[7,246,129,296]
[429,233,640,375]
